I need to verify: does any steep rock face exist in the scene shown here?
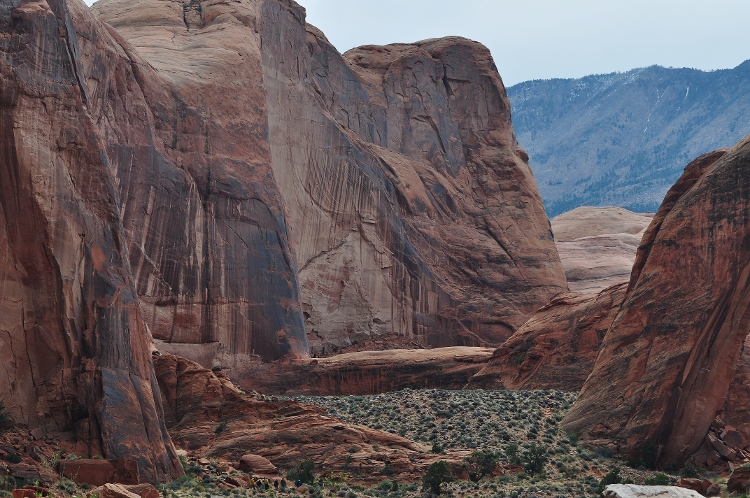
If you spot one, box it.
[561,144,750,467]
[0,0,181,481]
[1,0,564,479]
[92,0,566,358]
[91,0,308,363]
[263,18,567,352]
[468,284,626,391]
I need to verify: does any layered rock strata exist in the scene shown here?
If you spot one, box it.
[468,283,627,391]
[552,207,652,293]
[561,145,750,467]
[230,347,495,395]
[153,354,470,484]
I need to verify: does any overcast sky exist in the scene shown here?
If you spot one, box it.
[300,0,750,86]
[83,0,750,87]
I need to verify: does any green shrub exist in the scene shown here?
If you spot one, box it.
[680,465,700,478]
[598,467,623,493]
[644,472,672,486]
[505,443,520,465]
[521,444,547,476]
[214,422,227,435]
[464,451,498,482]
[640,442,658,469]
[430,443,444,454]
[422,460,453,495]
[287,460,316,485]
[0,476,16,491]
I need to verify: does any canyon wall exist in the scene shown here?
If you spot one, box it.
[561,144,750,467]
[0,0,565,479]
[0,0,181,481]
[93,0,566,360]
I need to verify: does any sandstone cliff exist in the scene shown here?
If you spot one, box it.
[468,283,626,391]
[552,207,651,294]
[0,0,181,481]
[0,0,565,480]
[92,0,566,361]
[561,144,750,467]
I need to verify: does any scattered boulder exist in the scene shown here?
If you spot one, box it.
[238,455,278,476]
[676,478,720,497]
[604,484,704,497]
[728,464,750,493]
[90,484,141,498]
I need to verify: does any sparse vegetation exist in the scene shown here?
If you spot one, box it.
[287,460,316,485]
[422,460,453,495]
[464,450,498,482]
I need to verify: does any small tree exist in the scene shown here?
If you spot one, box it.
[505,443,521,465]
[598,467,623,493]
[521,443,547,476]
[287,460,316,485]
[464,451,498,482]
[422,460,453,495]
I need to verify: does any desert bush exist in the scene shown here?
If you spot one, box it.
[464,450,498,482]
[287,460,316,485]
[644,472,672,486]
[521,443,548,476]
[598,467,623,493]
[422,460,453,495]
[0,476,16,491]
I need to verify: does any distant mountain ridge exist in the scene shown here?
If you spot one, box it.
[509,61,750,216]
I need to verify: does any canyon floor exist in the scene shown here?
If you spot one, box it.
[1,389,726,498]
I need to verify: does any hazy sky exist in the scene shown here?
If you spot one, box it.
[83,0,750,87]
[300,0,750,86]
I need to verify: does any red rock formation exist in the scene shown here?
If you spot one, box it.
[468,284,627,391]
[92,0,566,362]
[233,346,495,395]
[0,0,565,478]
[560,144,750,467]
[153,354,470,483]
[0,0,180,482]
[552,207,652,294]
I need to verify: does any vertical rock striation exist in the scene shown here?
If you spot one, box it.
[92,0,566,358]
[561,142,750,467]
[0,0,565,478]
[0,0,181,481]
